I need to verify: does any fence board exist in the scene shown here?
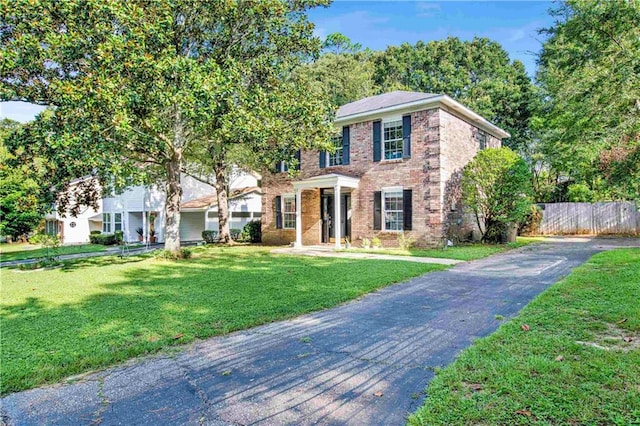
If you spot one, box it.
[539,202,639,235]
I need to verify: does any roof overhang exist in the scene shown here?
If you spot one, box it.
[335,94,510,139]
[293,173,360,190]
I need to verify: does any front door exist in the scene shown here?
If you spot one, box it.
[321,190,351,243]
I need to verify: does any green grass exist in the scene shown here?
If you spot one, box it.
[346,236,544,261]
[0,243,108,262]
[0,246,447,395]
[409,248,640,425]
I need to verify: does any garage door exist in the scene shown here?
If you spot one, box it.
[180,212,205,241]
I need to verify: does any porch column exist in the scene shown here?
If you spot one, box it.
[295,188,302,248]
[334,184,341,249]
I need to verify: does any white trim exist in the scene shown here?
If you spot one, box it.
[335,94,510,139]
[282,194,296,229]
[382,187,404,232]
[382,115,402,123]
[293,173,360,191]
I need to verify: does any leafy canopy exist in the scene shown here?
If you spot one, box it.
[462,147,533,243]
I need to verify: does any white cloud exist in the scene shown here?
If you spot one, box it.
[416,2,441,18]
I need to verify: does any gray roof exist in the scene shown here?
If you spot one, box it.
[336,91,440,119]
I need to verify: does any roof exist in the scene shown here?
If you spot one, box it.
[181,186,261,210]
[335,91,510,139]
[336,91,439,119]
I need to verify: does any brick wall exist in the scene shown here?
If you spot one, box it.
[262,106,503,247]
[439,108,502,241]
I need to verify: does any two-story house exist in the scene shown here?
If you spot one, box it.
[261,91,509,248]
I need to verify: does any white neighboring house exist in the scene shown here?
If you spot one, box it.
[45,172,262,244]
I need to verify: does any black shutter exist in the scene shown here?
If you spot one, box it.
[274,196,282,229]
[373,121,381,162]
[319,151,326,168]
[342,126,350,165]
[403,189,412,231]
[283,161,288,172]
[273,162,280,173]
[373,191,382,230]
[294,150,301,171]
[402,114,412,159]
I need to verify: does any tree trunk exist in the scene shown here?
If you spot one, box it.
[215,163,231,243]
[164,113,185,254]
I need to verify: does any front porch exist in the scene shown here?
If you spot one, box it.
[292,174,360,249]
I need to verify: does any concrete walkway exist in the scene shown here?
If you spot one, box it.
[2,237,638,425]
[271,246,463,265]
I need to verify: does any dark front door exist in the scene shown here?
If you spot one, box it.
[321,190,351,243]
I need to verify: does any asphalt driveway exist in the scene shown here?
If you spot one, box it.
[2,237,638,425]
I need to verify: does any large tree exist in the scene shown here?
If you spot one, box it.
[372,37,538,157]
[1,0,332,252]
[536,0,640,200]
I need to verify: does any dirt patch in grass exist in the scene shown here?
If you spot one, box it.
[576,322,640,352]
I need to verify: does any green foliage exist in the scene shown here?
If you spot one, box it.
[201,230,219,244]
[2,0,333,253]
[462,148,533,243]
[29,232,62,262]
[371,37,539,156]
[537,0,640,200]
[89,233,117,246]
[519,204,543,236]
[0,119,50,239]
[155,248,192,260]
[567,183,594,202]
[410,248,640,425]
[397,233,414,250]
[0,246,443,393]
[241,220,262,243]
[371,236,382,248]
[114,230,124,245]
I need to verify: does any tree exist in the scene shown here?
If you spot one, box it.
[0,119,50,240]
[371,37,538,157]
[1,0,332,253]
[536,0,640,200]
[300,33,378,108]
[461,148,533,243]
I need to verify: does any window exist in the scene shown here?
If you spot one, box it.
[328,135,343,166]
[476,130,487,150]
[383,189,403,231]
[283,195,296,229]
[45,220,59,236]
[383,120,403,159]
[114,213,122,232]
[102,213,111,233]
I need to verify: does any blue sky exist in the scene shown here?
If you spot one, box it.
[1,1,554,123]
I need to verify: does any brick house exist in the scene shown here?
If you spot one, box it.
[261,91,509,248]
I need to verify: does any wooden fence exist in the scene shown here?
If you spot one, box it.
[537,202,640,235]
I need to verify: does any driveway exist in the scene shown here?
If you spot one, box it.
[2,237,638,425]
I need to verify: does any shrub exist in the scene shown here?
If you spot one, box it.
[202,230,219,244]
[30,232,62,261]
[155,248,192,260]
[567,183,594,202]
[230,228,242,241]
[241,220,262,243]
[462,147,533,243]
[397,233,414,250]
[89,233,117,245]
[371,237,382,248]
[114,230,124,244]
[519,204,543,236]
[361,237,371,248]
[90,230,101,235]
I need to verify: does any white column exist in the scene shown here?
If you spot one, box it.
[295,188,302,248]
[334,185,341,249]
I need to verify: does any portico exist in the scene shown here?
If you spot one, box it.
[292,173,360,249]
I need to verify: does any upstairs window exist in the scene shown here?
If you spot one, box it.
[383,120,403,160]
[476,130,487,150]
[328,135,343,166]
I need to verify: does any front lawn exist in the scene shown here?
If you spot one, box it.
[0,243,108,262]
[0,246,447,394]
[346,236,544,261]
[409,248,640,425]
